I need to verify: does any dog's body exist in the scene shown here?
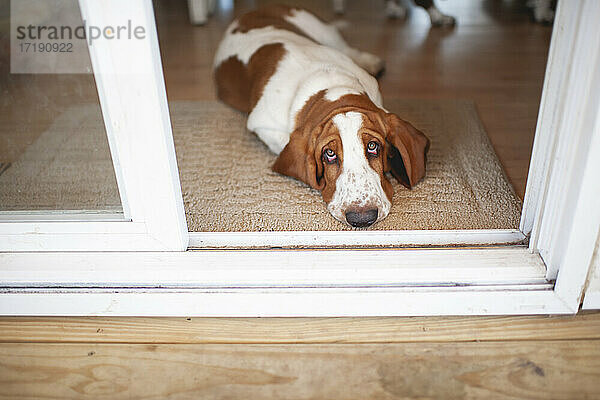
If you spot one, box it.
[214,5,385,155]
[214,6,429,227]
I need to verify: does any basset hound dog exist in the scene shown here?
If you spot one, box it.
[213,5,430,228]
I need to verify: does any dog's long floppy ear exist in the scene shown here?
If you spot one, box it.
[384,113,430,188]
[272,129,325,190]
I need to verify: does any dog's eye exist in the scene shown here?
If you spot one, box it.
[367,141,379,156]
[323,148,337,163]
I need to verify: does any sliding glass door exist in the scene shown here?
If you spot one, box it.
[0,0,188,251]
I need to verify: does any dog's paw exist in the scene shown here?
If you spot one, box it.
[428,7,456,27]
[432,14,456,27]
[533,7,554,24]
[528,0,554,24]
[330,19,350,30]
[333,0,346,14]
[357,52,385,77]
[385,0,407,19]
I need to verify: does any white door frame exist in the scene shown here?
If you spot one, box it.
[582,235,600,309]
[0,0,599,316]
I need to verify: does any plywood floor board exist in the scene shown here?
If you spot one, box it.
[1,341,599,400]
[1,313,599,344]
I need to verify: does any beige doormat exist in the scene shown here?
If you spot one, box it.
[0,100,521,231]
[175,100,521,231]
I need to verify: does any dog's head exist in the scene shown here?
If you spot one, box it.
[272,93,430,227]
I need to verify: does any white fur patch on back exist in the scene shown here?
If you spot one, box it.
[214,22,310,67]
[328,112,391,224]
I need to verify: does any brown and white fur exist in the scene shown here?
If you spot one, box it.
[214,6,430,228]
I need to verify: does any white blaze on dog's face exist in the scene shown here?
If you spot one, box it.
[326,112,392,227]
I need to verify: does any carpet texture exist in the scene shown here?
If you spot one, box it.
[0,100,521,231]
[174,100,521,231]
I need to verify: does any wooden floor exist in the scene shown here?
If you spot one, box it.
[1,314,600,399]
[155,0,552,198]
[3,2,594,399]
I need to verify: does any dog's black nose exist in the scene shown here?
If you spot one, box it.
[345,209,378,228]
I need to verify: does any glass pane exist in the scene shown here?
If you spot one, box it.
[0,0,122,215]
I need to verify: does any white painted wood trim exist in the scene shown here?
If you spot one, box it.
[189,229,525,248]
[0,209,124,222]
[0,289,570,317]
[0,234,179,252]
[530,0,600,281]
[583,282,600,310]
[520,0,582,237]
[582,234,600,310]
[1,0,598,317]
[79,0,188,251]
[0,221,146,235]
[0,247,547,288]
[0,246,563,316]
[553,63,600,310]
[583,293,600,310]
[0,0,188,251]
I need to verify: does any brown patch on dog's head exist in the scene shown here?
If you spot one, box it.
[272,93,344,197]
[272,91,430,225]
